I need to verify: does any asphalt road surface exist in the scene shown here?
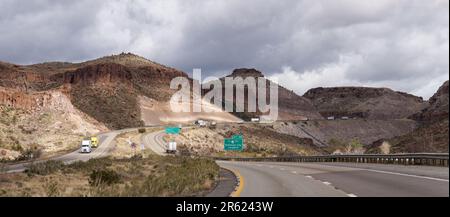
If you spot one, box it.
[142,130,449,197]
[218,161,449,197]
[3,129,134,173]
[142,130,168,156]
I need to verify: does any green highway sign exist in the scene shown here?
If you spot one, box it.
[165,127,181,135]
[224,134,244,151]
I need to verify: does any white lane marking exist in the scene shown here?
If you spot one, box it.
[280,168,286,171]
[347,193,358,197]
[365,169,449,182]
[291,171,298,174]
[322,181,332,185]
[306,175,313,179]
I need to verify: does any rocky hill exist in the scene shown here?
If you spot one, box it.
[367,80,449,153]
[0,53,238,160]
[411,80,449,123]
[203,68,323,121]
[1,53,193,129]
[304,87,427,119]
[1,52,241,136]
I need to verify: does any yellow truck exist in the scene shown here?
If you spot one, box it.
[90,136,99,148]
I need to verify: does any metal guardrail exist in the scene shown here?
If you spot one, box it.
[215,153,449,167]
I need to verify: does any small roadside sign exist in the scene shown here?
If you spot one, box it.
[165,126,181,135]
[224,134,244,151]
[131,142,137,149]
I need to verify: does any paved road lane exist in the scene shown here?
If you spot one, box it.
[218,161,449,197]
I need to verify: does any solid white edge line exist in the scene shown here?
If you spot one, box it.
[365,169,449,182]
[347,193,357,197]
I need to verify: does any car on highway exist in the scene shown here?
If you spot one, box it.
[80,139,92,153]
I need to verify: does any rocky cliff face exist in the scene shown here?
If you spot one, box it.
[304,87,427,119]
[0,87,52,110]
[204,68,323,121]
[53,63,133,86]
[411,80,449,122]
[229,68,264,78]
[367,80,449,154]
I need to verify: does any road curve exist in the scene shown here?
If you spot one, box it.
[3,128,138,173]
[142,130,167,156]
[217,161,449,197]
[140,129,449,197]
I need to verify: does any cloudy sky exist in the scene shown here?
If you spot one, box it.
[0,0,448,99]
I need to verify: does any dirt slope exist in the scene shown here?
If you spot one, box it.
[139,96,240,125]
[0,88,108,161]
[272,119,417,148]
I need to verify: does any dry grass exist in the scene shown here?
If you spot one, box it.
[170,124,322,157]
[0,156,219,197]
[112,128,162,158]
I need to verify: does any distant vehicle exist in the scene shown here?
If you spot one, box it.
[341,116,350,120]
[299,117,309,121]
[327,116,335,120]
[209,121,217,129]
[251,118,260,123]
[80,139,92,153]
[195,120,207,127]
[90,136,99,148]
[166,141,177,154]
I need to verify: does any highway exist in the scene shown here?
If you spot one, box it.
[217,161,449,197]
[141,129,449,197]
[3,129,133,173]
[3,126,449,197]
[142,130,168,156]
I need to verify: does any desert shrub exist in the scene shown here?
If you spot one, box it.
[328,138,346,147]
[138,128,146,134]
[17,145,42,161]
[11,144,23,152]
[68,158,113,173]
[89,169,121,187]
[44,178,60,197]
[123,157,219,196]
[25,160,65,176]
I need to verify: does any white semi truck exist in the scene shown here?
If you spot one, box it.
[166,141,177,154]
[80,139,92,153]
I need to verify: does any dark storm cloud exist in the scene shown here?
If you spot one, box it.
[0,0,448,98]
